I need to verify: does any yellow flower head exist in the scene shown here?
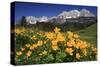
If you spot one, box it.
[15,28,25,34]
[56,32,65,41]
[39,53,43,56]
[73,33,79,38]
[65,48,73,55]
[67,39,75,47]
[37,40,43,46]
[73,42,80,49]
[32,44,38,49]
[44,40,47,44]
[30,46,34,50]
[92,47,97,54]
[64,41,67,46]
[25,44,31,48]
[54,27,60,33]
[15,29,21,34]
[92,47,97,52]
[31,35,36,40]
[52,39,58,45]
[26,50,32,57]
[80,41,87,49]
[45,32,56,40]
[82,49,87,56]
[42,51,48,55]
[52,44,58,51]
[16,51,22,56]
[21,48,25,51]
[67,31,73,39]
[76,53,81,60]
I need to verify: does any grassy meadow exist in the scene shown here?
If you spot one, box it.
[78,23,97,46]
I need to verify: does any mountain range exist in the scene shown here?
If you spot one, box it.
[21,9,95,24]
[20,9,97,31]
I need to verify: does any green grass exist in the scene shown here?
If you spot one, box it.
[78,23,97,46]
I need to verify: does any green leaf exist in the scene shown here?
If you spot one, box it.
[47,54,54,61]
[55,52,66,62]
[42,54,54,63]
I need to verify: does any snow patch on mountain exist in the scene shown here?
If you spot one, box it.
[25,16,37,24]
[38,16,49,22]
[80,9,95,17]
[58,10,80,19]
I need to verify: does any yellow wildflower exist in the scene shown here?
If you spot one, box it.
[30,46,34,50]
[56,32,65,41]
[45,32,56,40]
[42,51,48,55]
[92,47,97,52]
[67,40,75,47]
[33,35,36,38]
[73,33,79,38]
[26,51,32,57]
[67,31,73,39]
[21,48,25,51]
[37,40,43,46]
[92,47,97,54]
[67,41,73,47]
[31,35,36,40]
[39,53,42,56]
[16,51,22,56]
[15,28,25,34]
[65,48,73,55]
[80,41,87,49]
[67,39,75,47]
[32,44,38,49]
[73,42,80,49]
[82,49,87,56]
[52,39,58,45]
[64,41,67,46]
[54,27,60,33]
[52,44,58,51]
[76,53,80,60]
[25,44,31,48]
[15,29,21,34]
[44,40,47,44]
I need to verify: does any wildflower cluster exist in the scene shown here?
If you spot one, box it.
[15,27,97,65]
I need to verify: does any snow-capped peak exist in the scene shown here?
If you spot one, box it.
[58,9,95,19]
[39,16,49,22]
[80,9,95,17]
[25,16,37,24]
[69,10,80,18]
[58,10,80,19]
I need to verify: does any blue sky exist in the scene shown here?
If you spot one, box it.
[14,1,97,22]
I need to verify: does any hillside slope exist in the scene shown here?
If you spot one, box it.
[78,23,97,46]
